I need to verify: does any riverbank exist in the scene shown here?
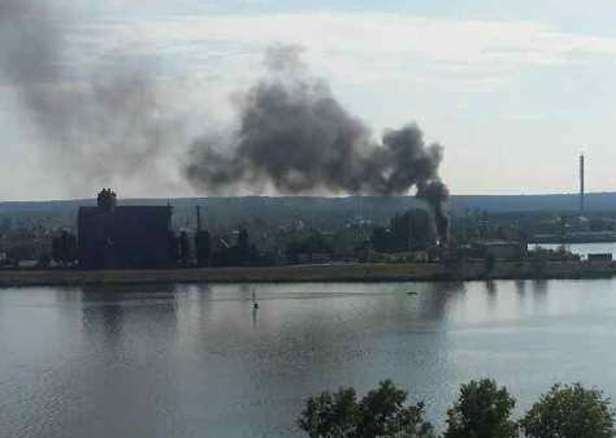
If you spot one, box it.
[1,260,615,287]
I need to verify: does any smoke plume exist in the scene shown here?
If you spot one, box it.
[0,0,183,194]
[0,1,450,241]
[185,46,450,241]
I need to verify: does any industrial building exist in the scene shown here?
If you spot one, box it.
[78,189,173,269]
[472,240,525,260]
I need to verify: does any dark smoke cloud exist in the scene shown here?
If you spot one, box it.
[417,180,450,244]
[0,0,183,194]
[0,1,449,239]
[185,46,450,240]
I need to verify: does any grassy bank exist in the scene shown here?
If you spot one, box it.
[1,260,615,288]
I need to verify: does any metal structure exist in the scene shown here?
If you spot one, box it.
[580,154,585,216]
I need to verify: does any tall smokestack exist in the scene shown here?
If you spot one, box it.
[580,153,585,216]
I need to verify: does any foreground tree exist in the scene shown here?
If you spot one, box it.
[298,380,434,438]
[520,383,615,438]
[444,379,517,438]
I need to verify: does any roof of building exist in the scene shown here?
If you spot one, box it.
[79,205,171,212]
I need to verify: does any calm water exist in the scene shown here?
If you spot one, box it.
[2,280,616,437]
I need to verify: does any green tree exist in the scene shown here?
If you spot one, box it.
[520,383,615,438]
[195,230,211,267]
[484,253,496,277]
[179,231,190,265]
[52,229,77,266]
[298,380,434,438]
[530,249,548,277]
[52,235,61,263]
[167,232,179,266]
[444,379,518,438]
[298,387,358,438]
[238,228,250,265]
[370,226,395,253]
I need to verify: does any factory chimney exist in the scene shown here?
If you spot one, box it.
[579,154,585,216]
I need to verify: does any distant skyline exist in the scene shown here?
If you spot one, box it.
[2,0,616,200]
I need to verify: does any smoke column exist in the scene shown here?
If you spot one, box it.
[185,46,450,241]
[0,1,450,241]
[0,0,183,194]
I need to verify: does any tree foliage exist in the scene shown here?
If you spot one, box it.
[167,231,179,266]
[300,379,616,438]
[484,253,496,276]
[530,249,548,277]
[370,226,395,253]
[287,232,333,258]
[520,383,615,438]
[298,380,434,438]
[195,230,211,267]
[444,379,518,438]
[51,229,78,265]
[178,231,190,265]
[238,228,250,265]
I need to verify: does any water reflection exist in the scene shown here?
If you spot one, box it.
[531,280,549,314]
[252,306,259,327]
[421,281,465,321]
[485,280,497,295]
[3,279,616,438]
[82,287,126,342]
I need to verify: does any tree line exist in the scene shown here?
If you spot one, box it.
[49,227,263,268]
[169,228,263,267]
[298,378,614,438]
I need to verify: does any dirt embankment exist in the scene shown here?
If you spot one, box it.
[0,261,615,288]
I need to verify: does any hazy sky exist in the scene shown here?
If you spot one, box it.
[2,0,616,200]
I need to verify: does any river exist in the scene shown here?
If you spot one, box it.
[2,279,616,437]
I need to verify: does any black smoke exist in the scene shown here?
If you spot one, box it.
[185,47,450,241]
[417,180,450,244]
[0,1,450,241]
[0,0,182,194]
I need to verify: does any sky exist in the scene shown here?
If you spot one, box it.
[2,0,616,200]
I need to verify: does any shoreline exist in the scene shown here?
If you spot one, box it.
[1,261,615,288]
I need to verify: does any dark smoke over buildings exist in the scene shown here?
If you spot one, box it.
[185,47,450,241]
[0,0,182,193]
[0,1,449,240]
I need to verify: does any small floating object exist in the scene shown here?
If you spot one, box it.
[407,291,418,296]
[252,289,259,309]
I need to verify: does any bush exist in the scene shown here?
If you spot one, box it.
[299,379,616,438]
[298,380,434,438]
[520,383,615,438]
[444,379,518,438]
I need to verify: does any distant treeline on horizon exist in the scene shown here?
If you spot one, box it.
[0,192,613,231]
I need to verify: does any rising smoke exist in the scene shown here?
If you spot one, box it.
[0,1,450,241]
[185,46,450,241]
[0,0,183,194]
